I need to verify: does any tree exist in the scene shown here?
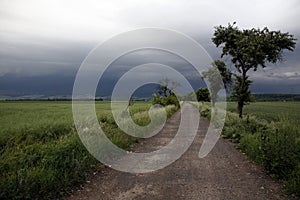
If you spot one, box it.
[157,78,181,97]
[212,22,296,118]
[152,78,181,108]
[202,60,232,107]
[196,88,211,102]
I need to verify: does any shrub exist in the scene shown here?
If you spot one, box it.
[152,93,180,108]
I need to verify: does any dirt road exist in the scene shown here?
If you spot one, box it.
[66,103,292,200]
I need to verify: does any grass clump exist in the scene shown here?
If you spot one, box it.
[0,126,97,199]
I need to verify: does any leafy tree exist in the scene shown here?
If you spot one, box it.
[212,22,296,118]
[196,88,211,102]
[202,60,232,107]
[152,78,181,108]
[157,78,181,97]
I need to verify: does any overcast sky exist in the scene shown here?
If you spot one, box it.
[0,0,300,96]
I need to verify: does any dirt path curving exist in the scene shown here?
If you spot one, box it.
[66,103,294,200]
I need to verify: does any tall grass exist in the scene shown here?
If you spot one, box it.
[199,102,300,197]
[0,101,178,199]
[228,114,300,196]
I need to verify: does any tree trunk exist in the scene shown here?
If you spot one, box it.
[237,68,247,118]
[212,100,216,108]
[237,101,243,118]
[212,93,216,108]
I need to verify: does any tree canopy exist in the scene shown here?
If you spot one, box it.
[212,22,296,117]
[202,60,232,107]
[152,78,181,108]
[196,88,211,102]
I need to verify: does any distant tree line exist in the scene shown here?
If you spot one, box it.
[2,98,104,101]
[251,94,300,102]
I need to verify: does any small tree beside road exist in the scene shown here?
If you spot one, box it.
[212,22,296,118]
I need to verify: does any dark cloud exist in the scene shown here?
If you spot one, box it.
[0,0,299,97]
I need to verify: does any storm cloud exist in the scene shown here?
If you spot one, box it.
[0,0,299,96]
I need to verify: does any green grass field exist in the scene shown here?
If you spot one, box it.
[0,101,177,199]
[1,101,299,198]
[227,101,300,122]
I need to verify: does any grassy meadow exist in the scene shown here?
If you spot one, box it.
[1,100,299,198]
[226,101,300,122]
[0,101,177,199]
